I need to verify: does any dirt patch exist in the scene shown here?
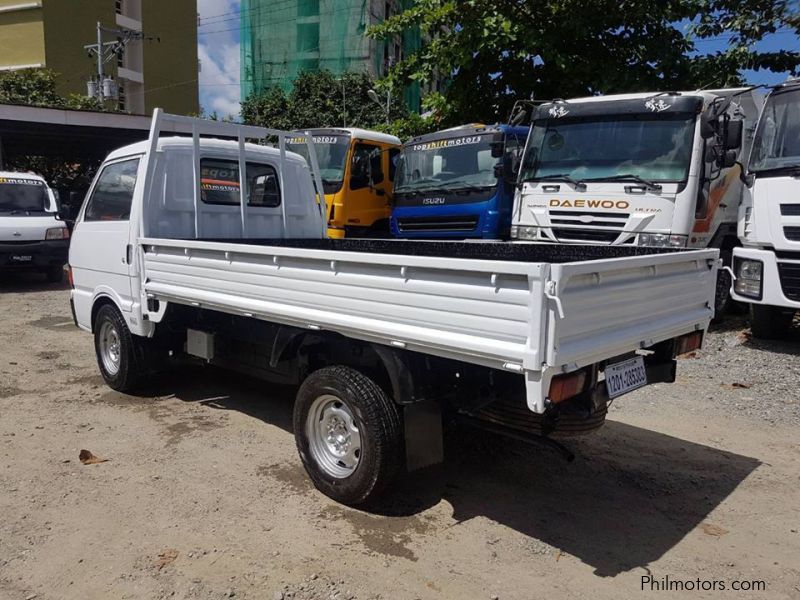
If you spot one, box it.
[36,350,60,360]
[319,505,436,561]
[258,462,313,495]
[163,415,221,446]
[27,315,75,332]
[0,385,22,399]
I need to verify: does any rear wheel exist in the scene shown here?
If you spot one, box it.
[749,304,795,339]
[93,303,149,392]
[293,366,403,506]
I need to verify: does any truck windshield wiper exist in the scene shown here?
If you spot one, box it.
[521,174,586,191]
[583,174,663,191]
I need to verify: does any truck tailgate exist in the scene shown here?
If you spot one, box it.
[545,249,717,370]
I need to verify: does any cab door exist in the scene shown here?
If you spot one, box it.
[69,156,141,327]
[345,141,387,235]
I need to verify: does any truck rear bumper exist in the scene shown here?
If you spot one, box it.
[0,239,69,271]
[731,247,800,309]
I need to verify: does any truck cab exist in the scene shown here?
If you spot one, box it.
[510,89,761,311]
[287,128,401,238]
[390,124,529,239]
[0,171,69,282]
[731,79,800,338]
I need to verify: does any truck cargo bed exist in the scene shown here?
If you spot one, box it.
[139,237,718,413]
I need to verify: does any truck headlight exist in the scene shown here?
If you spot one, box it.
[45,227,70,240]
[734,258,762,299]
[638,233,687,248]
[513,226,538,240]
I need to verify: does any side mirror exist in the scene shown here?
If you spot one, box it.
[700,109,717,139]
[493,163,504,178]
[725,120,743,151]
[490,140,505,158]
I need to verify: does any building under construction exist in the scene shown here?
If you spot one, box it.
[240,0,425,110]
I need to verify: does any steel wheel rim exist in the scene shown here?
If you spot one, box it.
[98,320,121,376]
[306,394,361,479]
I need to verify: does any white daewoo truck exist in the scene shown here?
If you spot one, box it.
[69,111,718,506]
[511,89,762,312]
[731,79,800,338]
[0,171,70,281]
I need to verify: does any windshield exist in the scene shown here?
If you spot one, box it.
[520,113,696,183]
[395,134,498,192]
[287,134,350,194]
[0,177,49,214]
[749,88,800,173]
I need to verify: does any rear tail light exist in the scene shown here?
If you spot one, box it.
[548,369,590,404]
[66,265,74,288]
[676,331,703,356]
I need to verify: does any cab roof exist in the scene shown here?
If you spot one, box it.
[0,170,46,183]
[104,136,308,165]
[293,127,401,146]
[406,123,529,146]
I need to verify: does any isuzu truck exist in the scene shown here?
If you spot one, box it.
[69,111,718,506]
[390,124,529,239]
[731,79,800,338]
[511,89,762,312]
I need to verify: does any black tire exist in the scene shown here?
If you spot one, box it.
[293,365,403,506]
[93,303,149,392]
[45,265,63,283]
[749,304,795,340]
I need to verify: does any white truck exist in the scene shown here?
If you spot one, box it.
[510,89,762,313]
[731,79,800,338]
[0,171,70,282]
[69,111,718,506]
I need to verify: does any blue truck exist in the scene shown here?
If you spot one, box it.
[390,123,530,239]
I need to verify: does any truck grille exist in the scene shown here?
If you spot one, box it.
[552,228,622,243]
[396,215,478,233]
[784,226,800,242]
[777,261,800,301]
[780,204,800,216]
[549,210,629,229]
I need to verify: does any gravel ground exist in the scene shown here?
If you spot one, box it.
[1,274,799,600]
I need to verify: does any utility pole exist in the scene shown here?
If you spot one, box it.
[84,22,156,104]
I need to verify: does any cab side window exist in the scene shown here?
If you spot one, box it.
[84,158,140,221]
[350,143,379,190]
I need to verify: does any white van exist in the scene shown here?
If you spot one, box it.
[0,171,70,282]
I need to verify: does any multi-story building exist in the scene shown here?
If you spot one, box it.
[241,0,432,111]
[0,0,198,115]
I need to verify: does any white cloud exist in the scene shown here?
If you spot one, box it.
[198,0,241,119]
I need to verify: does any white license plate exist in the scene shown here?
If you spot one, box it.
[10,255,32,262]
[605,356,647,398]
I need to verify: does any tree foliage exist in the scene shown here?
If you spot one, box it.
[368,0,800,124]
[0,68,107,111]
[241,69,434,137]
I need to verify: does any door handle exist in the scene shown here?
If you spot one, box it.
[124,244,133,265]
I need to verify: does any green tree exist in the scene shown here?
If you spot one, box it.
[241,70,421,134]
[368,0,800,124]
[0,68,105,111]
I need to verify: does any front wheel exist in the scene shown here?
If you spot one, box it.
[93,303,149,392]
[293,366,403,506]
[749,304,795,340]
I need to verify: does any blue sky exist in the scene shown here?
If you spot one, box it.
[197,1,799,119]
